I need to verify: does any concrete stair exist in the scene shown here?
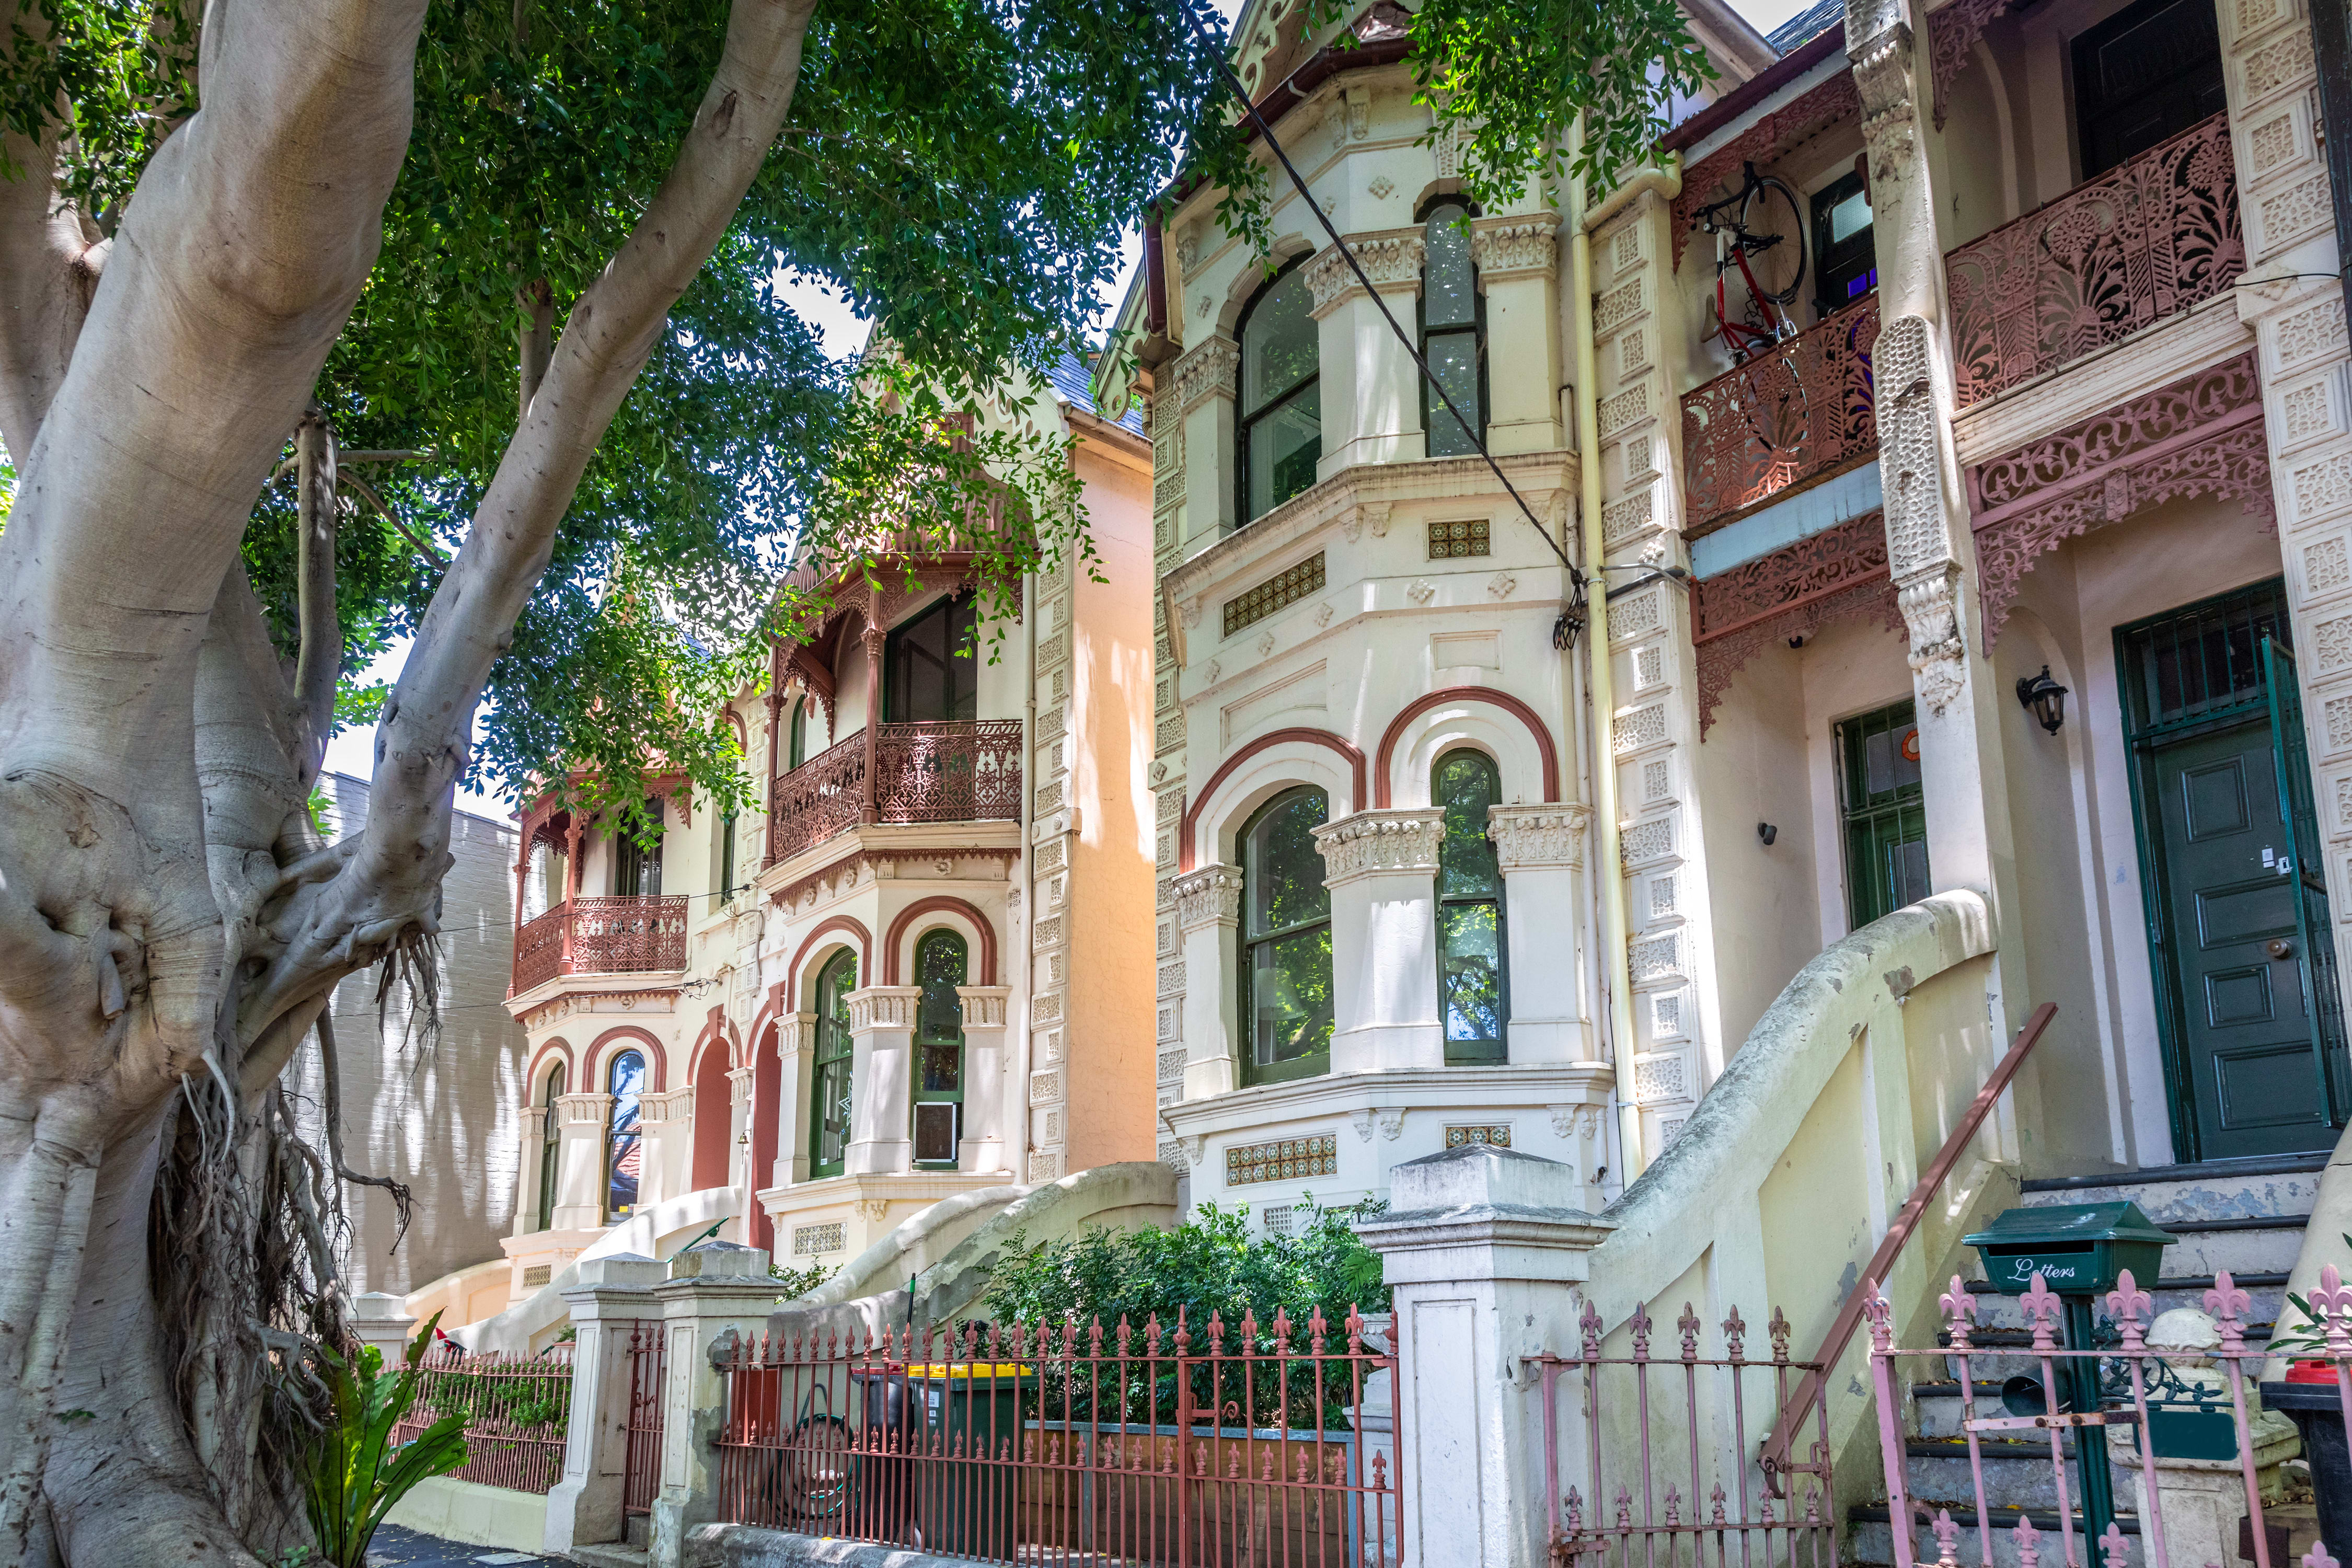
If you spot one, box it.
[1849,1154,2325,1566]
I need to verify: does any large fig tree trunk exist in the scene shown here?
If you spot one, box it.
[0,0,821,1559]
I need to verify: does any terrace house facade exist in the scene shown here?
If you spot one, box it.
[1110,0,2352,1238]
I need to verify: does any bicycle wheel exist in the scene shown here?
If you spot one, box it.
[1737,175,1807,306]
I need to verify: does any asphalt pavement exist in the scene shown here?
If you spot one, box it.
[364,1523,556,1567]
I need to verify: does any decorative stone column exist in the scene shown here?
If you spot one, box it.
[1846,0,2031,1063]
[843,985,920,1174]
[1488,804,1596,1063]
[955,984,1014,1173]
[1172,336,1238,545]
[542,1255,663,1556]
[772,1012,816,1187]
[1470,220,1565,455]
[636,1086,694,1210]
[648,1243,776,1568]
[1357,1144,1615,1568]
[1315,809,1446,1074]
[1172,863,1242,1098]
[1306,233,1427,477]
[513,1104,550,1237]
[552,1092,614,1231]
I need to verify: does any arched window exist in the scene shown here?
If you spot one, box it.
[1238,261,1322,524]
[604,1049,646,1222]
[809,950,857,1179]
[912,929,969,1168]
[788,696,808,770]
[1240,787,1334,1083]
[1434,750,1507,1062]
[1420,200,1485,457]
[535,1062,566,1232]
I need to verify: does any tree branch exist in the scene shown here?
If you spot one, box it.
[355,0,823,895]
[292,407,340,766]
[0,116,102,467]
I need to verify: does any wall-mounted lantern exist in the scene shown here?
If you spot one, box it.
[2015,666,2069,735]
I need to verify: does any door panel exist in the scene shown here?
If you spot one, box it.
[2265,638,2350,1122]
[2151,719,2332,1156]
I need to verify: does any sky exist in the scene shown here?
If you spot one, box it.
[326,0,1797,825]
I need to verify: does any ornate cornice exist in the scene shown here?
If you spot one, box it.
[1172,863,1242,931]
[1304,233,1426,318]
[1312,808,1446,882]
[955,985,1012,1029]
[846,985,923,1032]
[1488,804,1592,871]
[1469,221,1557,280]
[1173,336,1239,414]
[1972,351,2274,645]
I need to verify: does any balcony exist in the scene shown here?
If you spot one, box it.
[511,895,689,995]
[1946,111,2242,408]
[768,719,1023,865]
[1681,295,1881,535]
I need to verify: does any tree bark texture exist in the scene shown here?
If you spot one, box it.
[0,0,823,1559]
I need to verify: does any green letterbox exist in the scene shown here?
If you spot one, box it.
[1962,1201,2175,1296]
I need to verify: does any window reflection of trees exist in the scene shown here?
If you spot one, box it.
[809,951,857,1179]
[1241,788,1334,1084]
[1435,750,1507,1063]
[605,1050,646,1220]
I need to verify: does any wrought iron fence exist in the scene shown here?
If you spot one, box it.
[508,896,687,992]
[512,903,568,994]
[771,730,868,862]
[1681,294,1881,534]
[1532,1301,1838,1568]
[712,1310,1397,1566]
[1946,111,2242,408]
[873,720,1023,826]
[625,1320,667,1518]
[770,720,1022,864]
[393,1349,574,1495]
[1868,1266,2352,1568]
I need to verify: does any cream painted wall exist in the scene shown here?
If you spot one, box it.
[1066,432,1160,1174]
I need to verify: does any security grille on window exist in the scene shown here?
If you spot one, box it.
[1420,199,1485,457]
[1836,700,1930,928]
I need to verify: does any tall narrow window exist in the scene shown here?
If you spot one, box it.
[1836,700,1930,928]
[788,696,808,769]
[613,796,664,897]
[604,1050,645,1222]
[885,595,980,722]
[1434,750,1507,1063]
[1240,787,1335,1084]
[715,803,739,909]
[1420,200,1485,457]
[809,950,857,1179]
[1811,166,1877,316]
[1238,263,1321,524]
[536,1063,566,1232]
[912,929,969,1168]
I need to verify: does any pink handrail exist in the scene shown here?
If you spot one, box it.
[1757,999,2058,1491]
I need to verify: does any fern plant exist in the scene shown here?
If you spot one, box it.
[302,1312,470,1568]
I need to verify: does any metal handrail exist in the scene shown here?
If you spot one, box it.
[1757,999,2058,1491]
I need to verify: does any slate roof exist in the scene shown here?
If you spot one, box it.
[1765,0,1844,54]
[1045,347,1145,435]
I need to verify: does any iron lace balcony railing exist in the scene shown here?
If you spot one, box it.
[1681,295,1882,536]
[509,894,689,994]
[769,719,1023,866]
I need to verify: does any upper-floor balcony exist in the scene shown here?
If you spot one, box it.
[768,718,1023,866]
[1677,110,2241,534]
[512,894,689,995]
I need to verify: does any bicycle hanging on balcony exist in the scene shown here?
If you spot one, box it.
[1695,162,1807,364]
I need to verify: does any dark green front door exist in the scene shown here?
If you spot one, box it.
[2145,715,2333,1156]
[2122,583,2347,1159]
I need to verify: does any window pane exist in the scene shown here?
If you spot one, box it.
[1242,268,1318,412]
[1250,925,1335,1066]
[813,1053,851,1172]
[1439,901,1504,1043]
[1425,329,1481,458]
[915,931,967,1045]
[1247,789,1331,936]
[607,1050,645,1217]
[1435,752,1502,898]
[812,953,856,1173]
[1423,204,1476,328]
[1247,382,1322,521]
